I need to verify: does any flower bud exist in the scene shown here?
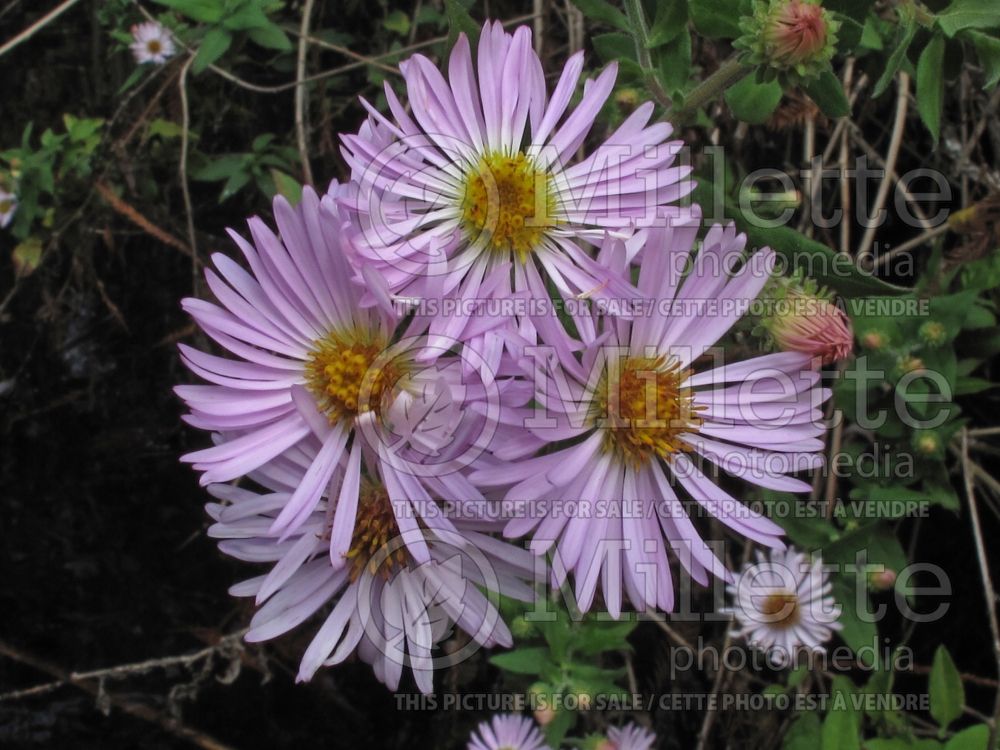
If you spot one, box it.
[736,0,839,84]
[895,355,925,377]
[869,568,897,592]
[919,321,947,347]
[861,330,888,351]
[913,431,942,458]
[760,278,853,365]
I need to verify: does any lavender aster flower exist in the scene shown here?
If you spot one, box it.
[471,214,830,615]
[726,546,841,666]
[0,189,16,229]
[604,723,657,750]
[177,184,513,569]
[340,20,692,356]
[130,21,175,65]
[206,459,538,693]
[468,714,550,750]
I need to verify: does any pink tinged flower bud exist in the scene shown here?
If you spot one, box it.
[763,0,829,68]
[766,290,854,365]
[869,568,897,592]
[861,330,887,350]
[533,706,556,727]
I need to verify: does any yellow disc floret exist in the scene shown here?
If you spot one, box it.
[344,479,408,580]
[305,329,403,425]
[461,151,555,261]
[593,355,701,466]
[759,590,801,628]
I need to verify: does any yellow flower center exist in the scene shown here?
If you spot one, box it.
[0,199,12,213]
[759,590,801,629]
[592,355,701,467]
[460,151,555,262]
[304,329,404,425]
[147,39,162,54]
[345,479,407,580]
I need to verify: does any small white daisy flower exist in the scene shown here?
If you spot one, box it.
[726,546,841,666]
[0,189,16,229]
[130,21,175,65]
[604,723,657,750]
[467,714,550,750]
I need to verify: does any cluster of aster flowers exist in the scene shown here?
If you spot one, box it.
[178,20,848,692]
[466,714,656,750]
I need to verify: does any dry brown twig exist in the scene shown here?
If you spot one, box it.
[0,634,246,750]
[961,428,1000,747]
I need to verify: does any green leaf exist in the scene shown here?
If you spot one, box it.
[570,0,630,31]
[821,678,861,750]
[944,724,990,750]
[725,75,783,124]
[147,118,186,139]
[647,0,688,47]
[193,28,233,74]
[192,154,248,181]
[804,67,852,117]
[270,170,303,205]
[938,0,1000,38]
[916,33,946,144]
[968,31,1000,88]
[873,17,917,97]
[929,646,964,730]
[154,0,223,24]
[784,712,822,750]
[860,16,885,50]
[247,23,293,51]
[383,10,411,35]
[12,237,43,277]
[689,0,743,39]
[575,620,638,655]
[489,647,550,675]
[220,169,252,201]
[222,5,270,30]
[592,32,637,64]
[956,376,997,395]
[444,0,480,53]
[690,183,911,298]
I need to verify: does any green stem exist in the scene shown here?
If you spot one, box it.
[672,55,751,123]
[623,0,672,109]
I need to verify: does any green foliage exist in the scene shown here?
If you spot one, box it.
[915,33,946,144]
[0,116,105,239]
[153,0,292,74]
[928,646,964,731]
[192,133,297,202]
[494,596,635,747]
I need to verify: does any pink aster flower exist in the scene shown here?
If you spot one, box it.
[604,723,657,750]
[130,21,175,65]
[471,214,830,615]
[177,184,519,570]
[468,714,550,750]
[206,463,538,693]
[726,546,841,666]
[340,20,692,359]
[0,188,16,229]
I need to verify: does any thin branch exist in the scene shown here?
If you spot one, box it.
[857,72,910,263]
[294,0,317,186]
[0,639,239,750]
[0,0,85,58]
[178,54,198,295]
[961,428,1000,747]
